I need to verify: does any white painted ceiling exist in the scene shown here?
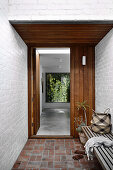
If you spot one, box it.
[36,48,70,72]
[37,48,70,54]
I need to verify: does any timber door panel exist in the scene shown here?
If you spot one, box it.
[33,49,40,135]
[71,46,95,137]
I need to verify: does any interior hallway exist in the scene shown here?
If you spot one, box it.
[37,109,70,135]
[12,139,103,170]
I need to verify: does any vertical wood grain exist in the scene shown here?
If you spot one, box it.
[33,48,36,134]
[74,47,80,137]
[33,49,40,135]
[72,45,95,137]
[31,51,34,135]
[83,46,89,125]
[79,47,84,103]
[70,47,75,136]
[36,52,40,131]
[74,46,79,106]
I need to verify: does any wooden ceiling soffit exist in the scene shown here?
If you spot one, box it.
[12,24,113,46]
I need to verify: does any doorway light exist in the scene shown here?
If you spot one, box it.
[36,48,70,54]
[82,56,86,66]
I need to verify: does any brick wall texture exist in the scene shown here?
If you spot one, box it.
[1,0,113,169]
[0,1,28,170]
[8,0,113,21]
[95,28,113,132]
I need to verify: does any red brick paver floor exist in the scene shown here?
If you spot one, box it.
[12,139,103,170]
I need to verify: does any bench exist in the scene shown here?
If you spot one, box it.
[82,126,113,170]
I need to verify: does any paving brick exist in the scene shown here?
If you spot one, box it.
[12,139,103,170]
[40,161,48,168]
[36,156,42,161]
[48,161,53,168]
[55,155,60,161]
[13,161,21,168]
[30,156,36,161]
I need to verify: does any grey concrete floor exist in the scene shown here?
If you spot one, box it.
[37,108,70,135]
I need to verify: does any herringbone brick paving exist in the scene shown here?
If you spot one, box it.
[12,139,103,170]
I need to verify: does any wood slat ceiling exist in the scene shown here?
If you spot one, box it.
[12,24,113,46]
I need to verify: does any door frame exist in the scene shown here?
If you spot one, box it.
[28,45,95,139]
[28,46,74,138]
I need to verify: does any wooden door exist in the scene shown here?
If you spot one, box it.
[28,45,95,138]
[33,49,40,135]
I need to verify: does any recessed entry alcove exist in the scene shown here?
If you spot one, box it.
[36,48,70,136]
[11,22,113,138]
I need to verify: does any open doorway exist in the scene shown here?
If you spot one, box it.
[36,48,70,136]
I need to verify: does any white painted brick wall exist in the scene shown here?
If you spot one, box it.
[95,28,113,132]
[8,0,113,21]
[0,0,28,170]
[0,0,113,169]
